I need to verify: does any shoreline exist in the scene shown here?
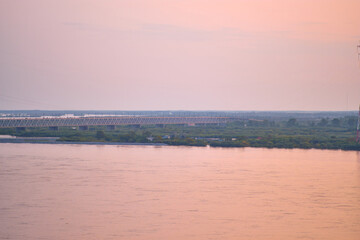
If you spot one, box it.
[0,139,167,146]
[0,139,359,152]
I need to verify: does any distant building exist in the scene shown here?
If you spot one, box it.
[194,137,223,141]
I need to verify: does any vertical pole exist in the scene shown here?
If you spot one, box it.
[357,43,360,143]
[357,105,360,143]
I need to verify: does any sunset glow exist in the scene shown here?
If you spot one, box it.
[1,0,359,110]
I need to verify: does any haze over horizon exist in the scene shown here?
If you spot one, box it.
[1,0,360,111]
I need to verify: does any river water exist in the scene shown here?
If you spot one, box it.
[0,143,359,240]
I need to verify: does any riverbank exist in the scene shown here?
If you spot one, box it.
[1,137,359,151]
[0,138,167,146]
[1,118,359,151]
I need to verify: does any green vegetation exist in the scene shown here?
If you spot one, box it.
[1,116,359,150]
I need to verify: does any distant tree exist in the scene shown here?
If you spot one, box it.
[127,131,137,142]
[331,118,340,127]
[96,130,106,139]
[308,121,315,127]
[142,130,152,137]
[262,120,275,127]
[224,137,232,142]
[346,117,357,128]
[118,131,137,142]
[154,136,163,142]
[286,118,297,127]
[318,118,328,127]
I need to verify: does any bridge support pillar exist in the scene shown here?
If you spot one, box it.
[106,125,116,131]
[49,126,59,131]
[16,127,26,133]
[79,126,89,131]
[156,124,165,128]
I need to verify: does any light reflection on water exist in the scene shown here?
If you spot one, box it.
[0,144,359,240]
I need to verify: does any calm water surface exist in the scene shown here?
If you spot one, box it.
[0,144,359,240]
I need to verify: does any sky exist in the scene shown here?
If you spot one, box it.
[0,0,360,111]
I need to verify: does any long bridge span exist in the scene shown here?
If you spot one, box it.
[0,116,244,129]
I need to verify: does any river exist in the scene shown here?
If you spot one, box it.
[0,143,359,239]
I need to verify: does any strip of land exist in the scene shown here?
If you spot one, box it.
[1,115,359,150]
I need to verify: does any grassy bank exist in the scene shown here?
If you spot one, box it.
[1,117,359,150]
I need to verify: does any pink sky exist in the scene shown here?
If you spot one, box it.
[0,0,359,110]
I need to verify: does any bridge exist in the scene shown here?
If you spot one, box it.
[0,116,244,130]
